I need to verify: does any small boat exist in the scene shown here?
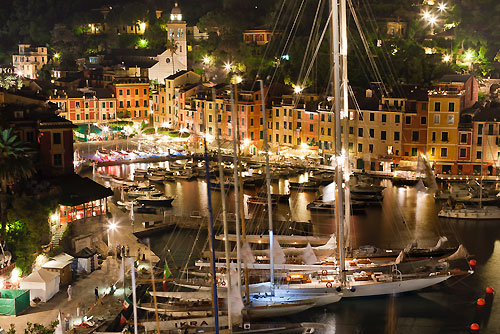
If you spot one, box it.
[350,182,385,194]
[137,194,175,206]
[127,189,163,198]
[147,174,165,183]
[247,196,278,206]
[288,181,319,191]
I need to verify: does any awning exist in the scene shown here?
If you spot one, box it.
[53,174,113,206]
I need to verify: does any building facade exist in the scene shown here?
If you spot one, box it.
[12,44,48,79]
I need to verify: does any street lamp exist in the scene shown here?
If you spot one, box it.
[293,85,303,94]
[442,54,452,62]
[232,75,243,84]
[438,2,447,11]
[202,55,211,65]
[107,221,117,247]
[224,62,232,71]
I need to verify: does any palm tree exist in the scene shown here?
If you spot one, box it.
[0,128,35,237]
[166,38,179,75]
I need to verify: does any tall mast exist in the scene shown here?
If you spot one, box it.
[230,86,243,293]
[340,0,350,252]
[258,79,274,293]
[203,138,220,333]
[330,0,345,281]
[214,88,232,331]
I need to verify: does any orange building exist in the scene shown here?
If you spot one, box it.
[112,77,150,122]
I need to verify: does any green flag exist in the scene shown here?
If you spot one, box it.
[164,260,171,279]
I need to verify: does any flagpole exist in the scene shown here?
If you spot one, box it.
[128,258,138,334]
[122,256,125,301]
[147,240,160,334]
[204,138,220,333]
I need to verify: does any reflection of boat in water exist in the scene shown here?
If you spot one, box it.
[391,166,423,186]
[247,196,278,206]
[350,182,385,195]
[288,181,319,191]
[257,192,290,203]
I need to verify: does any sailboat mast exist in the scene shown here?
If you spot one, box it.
[330,0,346,281]
[128,257,138,334]
[340,0,350,253]
[480,131,484,208]
[203,138,220,333]
[214,88,232,330]
[230,85,243,293]
[258,79,275,292]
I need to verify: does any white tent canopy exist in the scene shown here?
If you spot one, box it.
[20,268,60,302]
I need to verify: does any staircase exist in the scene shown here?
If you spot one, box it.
[51,226,66,247]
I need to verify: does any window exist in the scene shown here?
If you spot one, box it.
[405,116,411,124]
[135,101,139,107]
[448,102,455,112]
[250,119,254,126]
[477,136,482,146]
[460,148,467,158]
[381,130,386,140]
[76,102,80,108]
[395,115,400,123]
[103,114,106,120]
[209,115,212,122]
[359,112,364,121]
[297,122,301,129]
[434,114,440,124]
[297,111,301,119]
[394,132,400,141]
[369,144,373,153]
[381,114,387,123]
[349,127,353,134]
[119,101,124,108]
[276,134,279,142]
[144,89,147,94]
[434,102,441,111]
[102,102,106,108]
[110,102,114,108]
[448,115,454,125]
[441,147,447,157]
[432,132,436,142]
[370,113,374,121]
[85,114,89,120]
[488,124,494,135]
[358,143,363,152]
[460,133,467,143]
[283,135,287,143]
[126,89,130,95]
[421,116,427,125]
[441,132,449,142]
[328,128,332,136]
[144,100,148,107]
[260,118,263,125]
[275,109,279,117]
[228,116,231,123]
[53,154,62,166]
[260,131,263,139]
[53,133,61,145]
[309,124,313,132]
[297,138,301,145]
[275,122,279,130]
[310,113,314,120]
[127,101,131,108]
[218,114,221,122]
[431,147,436,156]
[228,128,231,136]
[412,148,418,156]
[284,122,287,130]
[477,151,482,159]
[76,114,80,120]
[412,131,419,142]
[478,124,483,135]
[358,128,364,137]
[119,90,123,95]
[369,129,374,138]
[250,132,254,140]
[134,89,138,95]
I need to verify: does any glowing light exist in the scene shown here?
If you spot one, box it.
[54,53,60,59]
[428,15,437,26]
[102,126,109,132]
[422,10,431,20]
[464,49,475,62]
[442,54,452,62]
[224,62,232,71]
[202,55,211,65]
[232,75,243,84]
[243,138,251,146]
[138,39,148,48]
[293,85,303,94]
[108,222,117,231]
[300,142,308,149]
[50,213,59,222]
[438,3,447,12]
[139,22,146,31]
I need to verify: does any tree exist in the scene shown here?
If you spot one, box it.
[166,38,179,75]
[0,128,35,238]
[7,321,59,334]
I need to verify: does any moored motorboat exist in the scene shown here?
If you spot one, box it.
[137,194,175,206]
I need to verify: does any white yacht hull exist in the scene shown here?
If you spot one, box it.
[438,207,500,219]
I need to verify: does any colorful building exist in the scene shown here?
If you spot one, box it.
[12,44,48,79]
[112,77,150,122]
[401,86,429,160]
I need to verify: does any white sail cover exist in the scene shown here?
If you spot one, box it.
[439,244,469,262]
[430,236,448,252]
[55,312,63,334]
[395,251,405,264]
[302,243,318,265]
[314,234,337,251]
[228,268,244,317]
[322,182,336,203]
[271,239,286,264]
[241,241,255,264]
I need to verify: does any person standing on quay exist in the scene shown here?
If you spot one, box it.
[67,285,72,301]
[95,286,99,301]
